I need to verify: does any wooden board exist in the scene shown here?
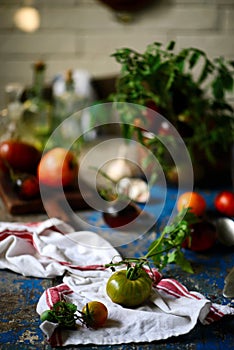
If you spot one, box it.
[0,173,93,215]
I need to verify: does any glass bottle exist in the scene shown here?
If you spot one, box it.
[53,69,84,124]
[0,82,24,142]
[23,61,53,148]
[51,69,90,149]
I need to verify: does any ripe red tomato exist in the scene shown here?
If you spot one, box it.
[177,191,206,216]
[215,191,234,217]
[103,201,140,228]
[15,174,40,200]
[0,157,9,174]
[82,301,108,328]
[38,147,78,188]
[0,140,41,174]
[182,221,217,251]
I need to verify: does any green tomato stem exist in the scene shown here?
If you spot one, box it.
[144,229,167,259]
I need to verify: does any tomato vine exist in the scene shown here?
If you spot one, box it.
[105,208,198,274]
[40,300,108,329]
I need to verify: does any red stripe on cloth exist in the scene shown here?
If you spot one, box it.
[156,278,197,299]
[0,231,34,245]
[204,305,225,324]
[49,328,64,347]
[155,278,226,323]
[45,283,74,346]
[45,283,73,309]
[58,262,106,271]
[21,222,41,228]
[145,267,163,285]
[210,305,224,318]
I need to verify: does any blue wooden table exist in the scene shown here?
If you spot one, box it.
[0,185,234,349]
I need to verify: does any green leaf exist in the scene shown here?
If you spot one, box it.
[175,251,194,273]
[167,250,177,263]
[221,72,233,91]
[189,50,202,69]
[167,41,175,51]
[197,59,214,85]
[151,54,162,73]
[212,77,224,100]
[174,54,186,72]
[145,208,198,272]
[65,302,77,313]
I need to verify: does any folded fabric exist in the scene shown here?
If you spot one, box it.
[37,269,234,347]
[0,218,233,346]
[0,218,119,278]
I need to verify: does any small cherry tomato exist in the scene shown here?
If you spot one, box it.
[14,173,40,200]
[40,310,56,323]
[214,191,234,217]
[177,191,206,216]
[82,301,108,328]
[106,268,152,307]
[103,201,140,228]
[182,221,217,252]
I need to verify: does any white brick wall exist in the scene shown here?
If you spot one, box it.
[0,0,233,108]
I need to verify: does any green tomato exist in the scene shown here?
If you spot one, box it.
[40,310,56,323]
[106,269,152,307]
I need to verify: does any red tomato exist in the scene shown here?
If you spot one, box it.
[182,221,217,251]
[177,191,206,216]
[0,140,41,174]
[103,201,140,228]
[38,147,78,188]
[15,174,40,200]
[215,191,234,217]
[0,157,9,174]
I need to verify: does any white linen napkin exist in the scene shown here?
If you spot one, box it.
[0,218,233,346]
[0,218,118,278]
[37,269,234,347]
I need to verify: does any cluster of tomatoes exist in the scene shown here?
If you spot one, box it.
[177,191,234,252]
[0,139,78,200]
[40,269,153,329]
[40,300,108,329]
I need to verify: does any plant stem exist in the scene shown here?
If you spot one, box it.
[90,166,117,184]
[144,229,167,259]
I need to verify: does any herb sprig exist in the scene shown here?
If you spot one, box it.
[105,208,198,274]
[40,301,102,329]
[145,209,198,273]
[40,301,78,329]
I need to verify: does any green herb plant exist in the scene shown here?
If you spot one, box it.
[40,301,78,329]
[105,208,199,275]
[108,41,234,182]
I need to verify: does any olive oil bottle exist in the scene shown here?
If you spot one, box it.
[23,61,53,148]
